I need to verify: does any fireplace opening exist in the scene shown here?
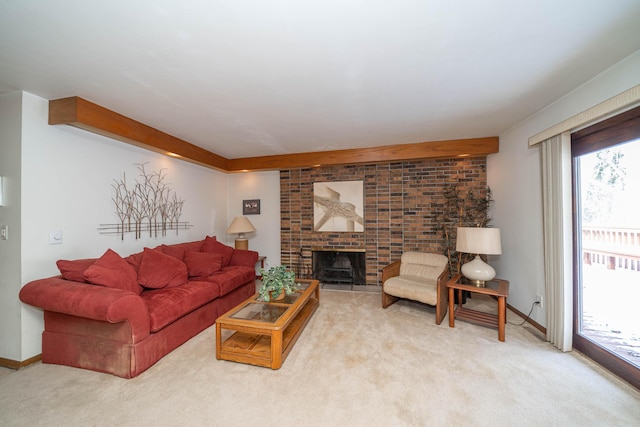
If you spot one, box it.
[312,250,366,288]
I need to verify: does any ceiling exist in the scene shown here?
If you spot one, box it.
[1,1,640,160]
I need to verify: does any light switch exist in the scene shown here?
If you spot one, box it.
[0,225,7,240]
[49,230,63,245]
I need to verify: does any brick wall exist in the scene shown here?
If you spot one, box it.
[280,157,487,286]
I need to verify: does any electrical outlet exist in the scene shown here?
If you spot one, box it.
[536,294,543,309]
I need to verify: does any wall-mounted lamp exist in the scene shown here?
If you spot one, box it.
[226,216,256,250]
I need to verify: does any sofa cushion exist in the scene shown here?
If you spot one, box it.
[56,258,97,283]
[201,236,234,266]
[138,247,188,289]
[206,266,255,297]
[159,244,185,261]
[84,249,142,295]
[141,281,221,332]
[184,251,223,277]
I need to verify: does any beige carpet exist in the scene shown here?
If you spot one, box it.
[1,290,639,426]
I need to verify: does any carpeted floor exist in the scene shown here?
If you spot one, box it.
[1,290,639,426]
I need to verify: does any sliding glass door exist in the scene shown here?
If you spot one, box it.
[572,106,640,389]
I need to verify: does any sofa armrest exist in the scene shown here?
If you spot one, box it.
[229,249,259,267]
[19,277,150,342]
[382,260,401,284]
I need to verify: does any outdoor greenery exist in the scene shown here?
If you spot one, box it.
[583,148,626,224]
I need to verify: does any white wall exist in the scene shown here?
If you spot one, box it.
[15,92,230,360]
[0,92,23,361]
[488,49,640,326]
[227,171,281,270]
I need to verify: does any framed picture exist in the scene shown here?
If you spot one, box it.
[313,180,364,232]
[243,199,260,215]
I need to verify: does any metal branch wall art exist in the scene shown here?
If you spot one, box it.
[99,163,192,240]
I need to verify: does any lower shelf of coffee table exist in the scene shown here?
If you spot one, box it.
[219,297,319,369]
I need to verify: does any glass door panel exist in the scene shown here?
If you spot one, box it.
[574,138,640,380]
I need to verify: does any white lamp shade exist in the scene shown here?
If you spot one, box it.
[456,227,502,255]
[226,216,256,236]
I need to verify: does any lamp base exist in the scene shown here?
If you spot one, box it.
[461,255,495,287]
[235,239,248,250]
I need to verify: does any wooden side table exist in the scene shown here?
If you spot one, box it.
[447,274,509,342]
[256,256,266,279]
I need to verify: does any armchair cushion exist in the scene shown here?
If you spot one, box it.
[383,275,439,306]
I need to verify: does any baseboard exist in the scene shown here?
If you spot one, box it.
[0,354,42,370]
[507,303,546,335]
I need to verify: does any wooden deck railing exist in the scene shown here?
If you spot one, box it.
[582,226,640,271]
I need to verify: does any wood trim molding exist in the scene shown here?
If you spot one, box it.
[507,302,546,335]
[49,96,499,172]
[0,354,42,370]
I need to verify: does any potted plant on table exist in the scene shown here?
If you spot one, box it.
[257,265,299,302]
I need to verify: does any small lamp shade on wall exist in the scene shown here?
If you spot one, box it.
[0,176,4,206]
[456,227,502,287]
[226,216,256,250]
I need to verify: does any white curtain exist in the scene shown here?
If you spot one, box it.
[540,132,573,351]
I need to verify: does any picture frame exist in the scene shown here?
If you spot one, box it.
[243,199,260,215]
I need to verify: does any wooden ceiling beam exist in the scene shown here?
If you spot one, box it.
[49,97,229,171]
[49,96,498,173]
[225,137,498,172]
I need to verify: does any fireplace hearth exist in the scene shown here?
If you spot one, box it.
[312,249,366,288]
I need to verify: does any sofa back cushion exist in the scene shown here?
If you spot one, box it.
[200,236,234,266]
[184,251,224,277]
[138,247,188,289]
[159,244,185,261]
[84,249,143,295]
[56,258,97,282]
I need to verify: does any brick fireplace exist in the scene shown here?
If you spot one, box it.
[280,157,487,287]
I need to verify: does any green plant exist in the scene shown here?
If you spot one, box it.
[257,265,298,302]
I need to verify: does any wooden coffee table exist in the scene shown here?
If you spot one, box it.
[215,279,319,369]
[447,274,509,342]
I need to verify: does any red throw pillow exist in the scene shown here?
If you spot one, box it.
[184,251,223,277]
[138,247,188,289]
[200,236,234,266]
[160,244,185,261]
[56,258,97,282]
[125,252,143,272]
[84,249,142,295]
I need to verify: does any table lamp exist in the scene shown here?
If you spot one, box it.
[456,227,502,287]
[226,216,256,250]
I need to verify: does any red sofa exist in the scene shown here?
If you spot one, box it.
[19,236,258,378]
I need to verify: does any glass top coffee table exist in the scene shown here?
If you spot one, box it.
[215,279,320,369]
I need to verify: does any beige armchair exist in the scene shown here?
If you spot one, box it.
[381,252,450,324]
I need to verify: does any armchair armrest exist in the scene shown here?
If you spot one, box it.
[19,277,150,342]
[382,260,401,284]
[435,265,450,325]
